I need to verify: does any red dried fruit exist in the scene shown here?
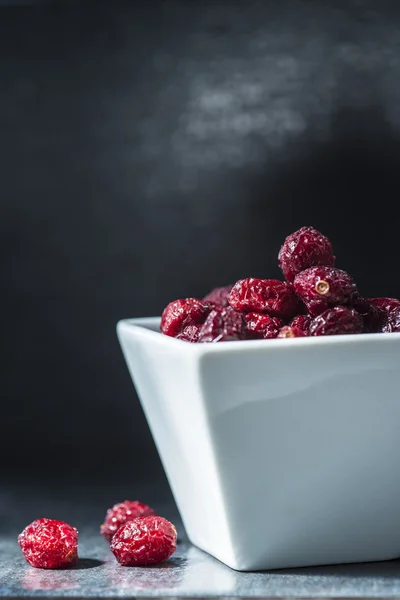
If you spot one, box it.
[289,314,311,336]
[293,266,357,317]
[203,285,233,307]
[198,306,246,342]
[176,325,201,343]
[278,314,311,338]
[351,296,383,333]
[277,325,306,338]
[110,516,177,566]
[101,501,156,543]
[278,226,335,283]
[245,312,283,339]
[369,297,400,315]
[18,519,78,569]
[309,306,363,336]
[161,298,212,337]
[229,278,299,320]
[381,307,400,333]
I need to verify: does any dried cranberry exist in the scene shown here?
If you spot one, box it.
[18,519,78,569]
[245,312,283,339]
[203,285,233,307]
[381,307,400,333]
[278,325,306,338]
[289,314,311,336]
[278,314,311,338]
[229,278,299,320]
[309,306,363,336]
[110,516,177,566]
[198,306,246,342]
[369,297,400,315]
[293,266,357,316]
[278,226,335,283]
[160,298,212,337]
[351,296,383,333]
[176,325,201,343]
[101,500,156,543]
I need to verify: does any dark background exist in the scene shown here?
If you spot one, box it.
[2,0,400,492]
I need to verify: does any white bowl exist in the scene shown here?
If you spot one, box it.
[117,317,400,571]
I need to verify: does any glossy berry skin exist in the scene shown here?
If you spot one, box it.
[293,266,357,317]
[381,307,400,333]
[101,501,156,543]
[245,313,283,339]
[309,306,363,336]
[369,297,400,315]
[198,306,246,342]
[18,519,78,569]
[203,285,233,307]
[278,226,335,283]
[229,278,299,320]
[351,296,383,333]
[161,298,212,337]
[110,516,177,566]
[176,325,202,343]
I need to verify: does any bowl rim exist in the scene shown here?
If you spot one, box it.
[117,317,400,355]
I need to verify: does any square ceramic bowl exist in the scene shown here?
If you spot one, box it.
[117,317,400,571]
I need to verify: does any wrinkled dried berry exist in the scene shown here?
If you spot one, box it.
[293,266,357,317]
[229,278,299,320]
[18,519,78,569]
[289,314,311,336]
[351,296,383,333]
[369,297,400,315]
[309,306,363,336]
[278,314,311,338]
[203,285,233,307]
[110,516,177,566]
[176,325,202,343]
[278,226,335,283]
[101,501,156,543]
[245,313,283,339]
[160,298,212,337]
[278,325,306,338]
[198,306,246,342]
[381,307,400,333]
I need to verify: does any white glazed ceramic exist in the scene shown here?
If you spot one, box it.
[117,317,400,571]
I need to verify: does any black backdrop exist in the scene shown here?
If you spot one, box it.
[2,0,400,486]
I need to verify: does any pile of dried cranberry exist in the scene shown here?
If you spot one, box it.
[18,500,177,569]
[161,226,400,342]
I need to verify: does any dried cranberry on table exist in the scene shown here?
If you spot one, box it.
[245,313,283,339]
[18,519,78,569]
[101,500,156,543]
[278,226,335,283]
[229,278,299,320]
[110,516,177,566]
[309,306,363,336]
[293,266,357,317]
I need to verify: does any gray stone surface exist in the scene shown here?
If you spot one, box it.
[3,529,400,598]
[2,479,400,598]
[3,513,400,597]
